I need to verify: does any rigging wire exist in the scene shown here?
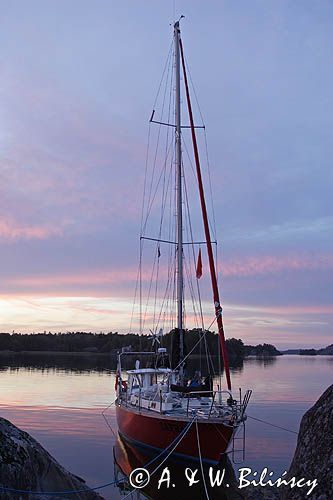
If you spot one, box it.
[137,42,173,334]
[183,53,218,242]
[159,38,175,340]
[129,258,140,334]
[152,41,174,112]
[183,164,217,376]
[142,97,174,235]
[183,160,215,375]
[141,137,174,237]
[247,415,298,435]
[183,256,200,330]
[133,23,223,373]
[152,60,174,333]
[141,121,174,331]
[183,173,203,329]
[129,41,173,334]
[173,328,207,372]
[181,53,221,308]
[182,133,217,242]
[165,114,177,338]
[173,312,223,373]
[154,249,176,335]
[142,245,158,334]
[101,401,117,438]
[0,412,195,497]
[119,416,197,500]
[183,54,222,292]
[195,419,210,500]
[142,117,177,332]
[141,40,173,238]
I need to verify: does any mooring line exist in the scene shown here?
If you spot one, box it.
[195,418,210,500]
[247,415,298,434]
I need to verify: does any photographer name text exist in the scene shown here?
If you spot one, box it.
[129,466,318,496]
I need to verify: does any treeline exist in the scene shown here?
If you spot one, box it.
[0,332,137,353]
[0,330,281,359]
[299,345,333,356]
[300,349,317,356]
[244,343,281,357]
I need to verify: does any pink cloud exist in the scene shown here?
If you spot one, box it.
[261,304,333,315]
[3,252,333,294]
[0,216,63,241]
[7,267,152,288]
[222,254,333,277]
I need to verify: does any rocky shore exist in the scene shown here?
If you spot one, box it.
[244,384,332,500]
[0,417,104,500]
[279,383,332,500]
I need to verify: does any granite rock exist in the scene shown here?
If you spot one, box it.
[242,384,332,500]
[0,417,104,500]
[279,384,333,500]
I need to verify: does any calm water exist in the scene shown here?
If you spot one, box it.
[0,355,332,499]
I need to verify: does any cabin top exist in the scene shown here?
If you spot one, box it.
[126,368,173,375]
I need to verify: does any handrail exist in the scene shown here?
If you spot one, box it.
[121,385,248,423]
[184,389,237,417]
[183,389,233,398]
[119,351,156,357]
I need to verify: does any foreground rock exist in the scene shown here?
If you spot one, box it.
[243,384,332,500]
[0,417,104,500]
[279,384,333,500]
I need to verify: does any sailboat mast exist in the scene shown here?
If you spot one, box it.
[179,37,232,391]
[174,21,184,380]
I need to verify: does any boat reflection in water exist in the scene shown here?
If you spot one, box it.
[113,434,243,500]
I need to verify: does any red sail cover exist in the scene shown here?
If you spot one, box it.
[196,249,203,279]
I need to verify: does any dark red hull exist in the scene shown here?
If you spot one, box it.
[116,401,234,463]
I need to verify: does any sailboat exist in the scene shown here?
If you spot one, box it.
[115,19,251,464]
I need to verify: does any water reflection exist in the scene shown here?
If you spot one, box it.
[0,352,247,374]
[113,435,243,499]
[245,356,278,368]
[0,355,332,498]
[0,352,115,372]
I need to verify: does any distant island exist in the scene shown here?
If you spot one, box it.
[0,331,331,363]
[282,345,333,355]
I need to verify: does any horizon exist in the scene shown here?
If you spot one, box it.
[1,1,332,350]
[0,329,330,352]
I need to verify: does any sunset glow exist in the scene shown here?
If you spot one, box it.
[0,1,332,349]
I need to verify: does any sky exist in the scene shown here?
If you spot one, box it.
[0,0,332,348]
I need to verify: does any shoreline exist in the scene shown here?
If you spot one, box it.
[0,350,283,357]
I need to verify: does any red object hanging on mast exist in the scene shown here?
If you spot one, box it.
[179,37,232,391]
[196,248,203,279]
